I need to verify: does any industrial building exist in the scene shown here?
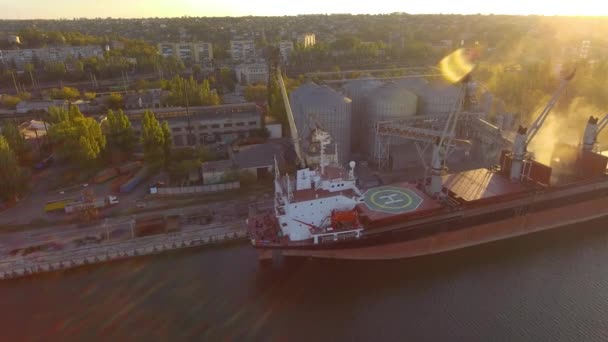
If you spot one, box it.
[157,42,213,63]
[128,103,263,148]
[290,82,352,164]
[235,63,269,85]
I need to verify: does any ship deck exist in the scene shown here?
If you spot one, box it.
[357,182,442,222]
[442,168,526,202]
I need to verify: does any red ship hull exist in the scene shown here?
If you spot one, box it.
[257,195,608,260]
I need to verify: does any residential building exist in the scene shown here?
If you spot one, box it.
[157,42,213,63]
[16,100,68,114]
[235,63,269,85]
[230,40,255,62]
[128,103,263,148]
[278,41,294,63]
[296,33,316,48]
[0,45,104,69]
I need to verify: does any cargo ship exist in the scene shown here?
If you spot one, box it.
[247,64,608,260]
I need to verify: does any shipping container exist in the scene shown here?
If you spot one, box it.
[120,167,148,193]
[44,199,75,212]
[111,173,133,193]
[64,198,106,214]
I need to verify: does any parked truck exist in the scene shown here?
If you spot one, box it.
[64,195,119,214]
[44,198,76,213]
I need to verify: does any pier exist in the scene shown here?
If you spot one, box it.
[0,221,248,280]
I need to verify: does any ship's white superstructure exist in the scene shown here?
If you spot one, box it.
[273,131,364,242]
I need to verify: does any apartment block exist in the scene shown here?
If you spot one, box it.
[157,42,213,63]
[230,40,255,62]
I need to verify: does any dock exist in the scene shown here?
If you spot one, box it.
[0,221,248,280]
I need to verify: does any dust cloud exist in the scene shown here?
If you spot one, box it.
[527,97,602,165]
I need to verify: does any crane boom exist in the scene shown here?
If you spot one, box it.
[597,114,608,134]
[510,67,576,180]
[276,67,305,167]
[525,78,572,146]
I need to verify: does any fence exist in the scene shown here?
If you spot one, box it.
[0,222,248,280]
[155,182,240,196]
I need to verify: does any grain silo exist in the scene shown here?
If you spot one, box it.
[363,82,418,160]
[290,82,352,164]
[343,76,383,154]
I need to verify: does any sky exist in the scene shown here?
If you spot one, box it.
[1,0,608,19]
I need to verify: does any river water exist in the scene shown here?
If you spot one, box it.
[3,218,608,341]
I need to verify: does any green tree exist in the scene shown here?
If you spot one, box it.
[23,63,36,88]
[0,95,21,109]
[50,86,80,101]
[220,67,236,92]
[161,120,172,166]
[104,109,136,153]
[1,120,29,159]
[106,93,124,109]
[0,136,29,201]
[83,92,96,101]
[45,61,67,81]
[141,110,166,170]
[48,106,106,166]
[244,84,268,102]
[165,75,220,107]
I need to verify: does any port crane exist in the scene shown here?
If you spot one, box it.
[509,68,576,181]
[425,48,479,197]
[276,67,306,168]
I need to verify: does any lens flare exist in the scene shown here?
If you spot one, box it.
[438,48,477,83]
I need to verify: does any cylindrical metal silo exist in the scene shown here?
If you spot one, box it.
[343,76,383,154]
[364,82,418,160]
[291,83,352,165]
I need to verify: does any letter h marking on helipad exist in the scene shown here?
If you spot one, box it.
[378,194,403,205]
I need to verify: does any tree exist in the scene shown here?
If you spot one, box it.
[141,110,166,170]
[44,61,67,81]
[219,67,236,92]
[164,75,220,107]
[0,136,29,201]
[23,63,36,88]
[161,121,172,166]
[48,106,106,166]
[83,92,96,101]
[1,120,29,160]
[49,86,80,101]
[244,84,268,102]
[0,95,21,109]
[104,109,136,153]
[106,93,124,109]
